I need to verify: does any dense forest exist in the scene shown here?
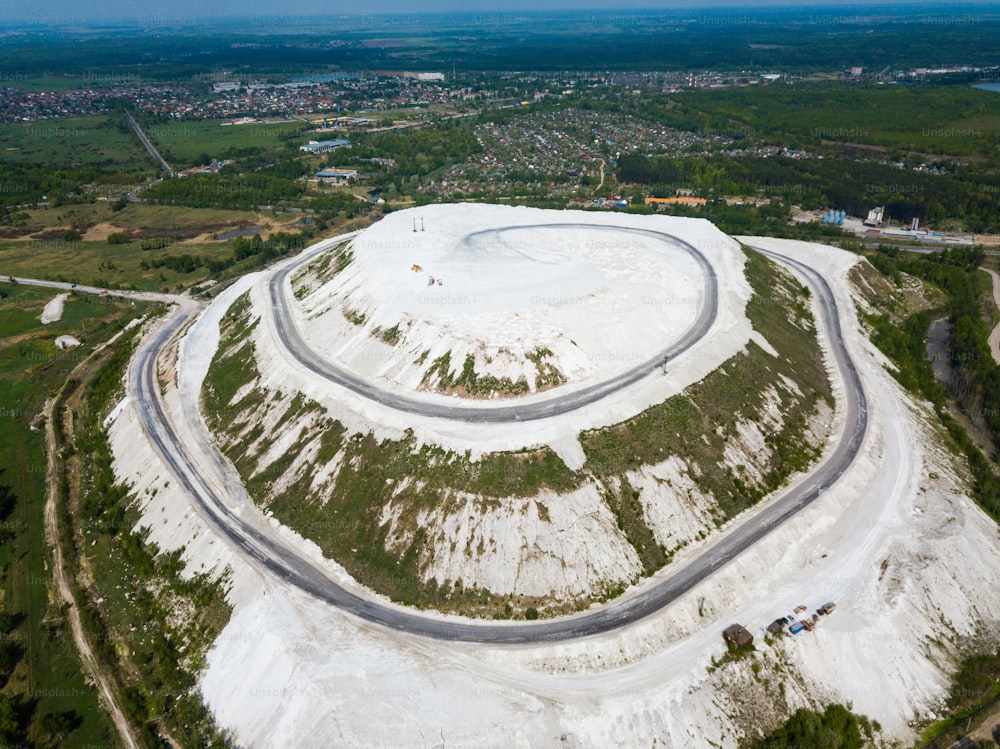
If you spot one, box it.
[864,246,1000,522]
[612,83,1000,158]
[4,9,1000,75]
[141,172,307,211]
[618,154,1000,232]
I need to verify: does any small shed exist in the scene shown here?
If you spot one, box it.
[723,624,754,648]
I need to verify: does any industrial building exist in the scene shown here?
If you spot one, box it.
[864,206,885,227]
[300,139,351,155]
[316,169,358,185]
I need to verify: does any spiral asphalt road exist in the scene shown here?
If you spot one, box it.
[268,224,718,422]
[29,227,867,644]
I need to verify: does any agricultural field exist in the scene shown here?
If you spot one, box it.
[144,120,310,166]
[0,202,314,292]
[12,203,272,237]
[0,238,235,291]
[0,115,150,167]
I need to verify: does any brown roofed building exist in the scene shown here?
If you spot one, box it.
[723,624,754,648]
[644,196,707,206]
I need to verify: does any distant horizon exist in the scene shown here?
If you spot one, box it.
[2,0,998,25]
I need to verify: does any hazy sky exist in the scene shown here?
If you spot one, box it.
[0,0,987,24]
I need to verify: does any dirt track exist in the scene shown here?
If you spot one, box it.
[983,267,1000,366]
[43,356,139,749]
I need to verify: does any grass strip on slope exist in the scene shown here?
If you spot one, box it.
[203,245,833,613]
[204,292,582,615]
[582,248,832,557]
[56,312,232,748]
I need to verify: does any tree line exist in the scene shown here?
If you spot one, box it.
[866,246,1000,522]
[618,154,1000,232]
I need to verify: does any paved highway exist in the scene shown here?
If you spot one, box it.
[124,110,174,176]
[2,276,173,304]
[12,230,867,643]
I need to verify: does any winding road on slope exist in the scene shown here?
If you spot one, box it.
[5,229,868,644]
[268,224,718,422]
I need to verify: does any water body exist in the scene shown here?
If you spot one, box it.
[972,83,1000,93]
[216,226,263,240]
[927,317,998,457]
[926,318,954,386]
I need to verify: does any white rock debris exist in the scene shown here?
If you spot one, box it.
[102,223,1000,748]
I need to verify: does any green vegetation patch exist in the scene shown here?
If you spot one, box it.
[292,242,355,298]
[583,249,832,525]
[373,324,401,346]
[619,151,1000,234]
[464,352,528,396]
[0,221,316,294]
[0,238,235,292]
[66,323,231,747]
[343,308,366,326]
[0,114,155,212]
[527,347,566,389]
[860,245,1000,523]
[918,646,1000,748]
[649,83,1000,156]
[749,703,880,749]
[420,350,564,398]
[146,120,312,166]
[0,115,149,168]
[203,292,581,614]
[0,282,142,747]
[602,477,665,575]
